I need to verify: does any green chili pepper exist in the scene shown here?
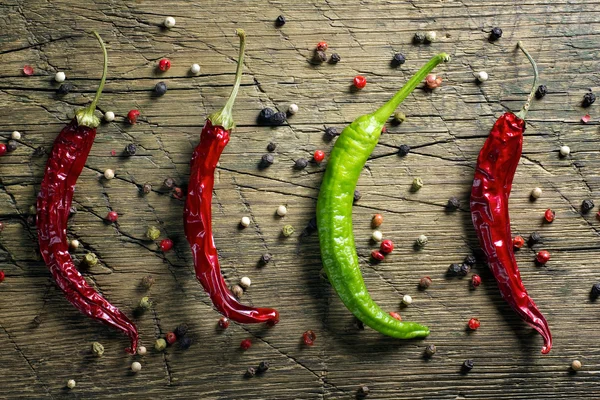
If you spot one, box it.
[316,53,450,339]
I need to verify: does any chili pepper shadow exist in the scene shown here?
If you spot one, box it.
[459,192,538,358]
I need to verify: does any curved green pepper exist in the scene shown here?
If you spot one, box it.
[316,53,450,338]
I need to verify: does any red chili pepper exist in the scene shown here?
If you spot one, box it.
[470,42,551,354]
[183,30,279,325]
[36,32,138,354]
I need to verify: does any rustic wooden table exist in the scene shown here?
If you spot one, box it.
[1,0,600,398]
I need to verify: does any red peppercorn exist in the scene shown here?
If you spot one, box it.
[127,110,140,124]
[0,144,7,156]
[106,211,118,222]
[389,311,402,321]
[544,209,555,223]
[513,235,525,249]
[172,187,184,200]
[302,330,316,346]
[380,239,394,254]
[218,317,230,329]
[313,150,325,163]
[166,332,177,345]
[468,318,480,330]
[240,338,252,350]
[471,274,482,288]
[316,41,328,51]
[160,238,173,252]
[0,270,5,283]
[353,76,367,89]
[371,249,385,261]
[22,65,34,76]
[158,58,171,72]
[536,250,551,265]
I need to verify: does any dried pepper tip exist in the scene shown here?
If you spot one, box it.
[424,344,436,357]
[91,342,104,357]
[83,252,99,267]
[302,330,316,346]
[515,42,539,120]
[138,296,153,310]
[411,177,424,192]
[581,199,595,214]
[535,84,548,99]
[208,29,246,131]
[282,225,295,237]
[75,32,107,128]
[146,226,161,240]
[155,338,167,351]
[141,274,155,289]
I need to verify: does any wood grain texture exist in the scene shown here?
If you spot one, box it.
[1,0,600,398]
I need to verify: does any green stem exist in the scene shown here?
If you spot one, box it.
[515,41,539,120]
[75,31,108,128]
[208,29,247,130]
[372,52,451,124]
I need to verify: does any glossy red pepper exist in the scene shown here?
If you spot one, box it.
[470,42,551,354]
[183,30,279,325]
[36,32,138,354]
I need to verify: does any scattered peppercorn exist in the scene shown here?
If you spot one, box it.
[591,283,600,299]
[316,41,328,51]
[138,296,152,310]
[124,143,137,156]
[371,214,383,228]
[582,92,596,107]
[571,360,582,371]
[392,53,406,66]
[315,50,327,63]
[419,276,432,289]
[57,83,74,94]
[536,250,551,265]
[528,232,541,247]
[371,249,385,261]
[91,341,104,357]
[275,15,286,27]
[544,209,555,223]
[131,361,142,373]
[160,238,173,252]
[462,359,474,371]
[353,189,362,202]
[257,361,270,372]
[357,385,370,397]
[83,252,98,267]
[164,177,175,189]
[425,344,436,357]
[174,323,188,338]
[411,177,423,192]
[163,16,176,28]
[172,187,183,200]
[402,294,413,305]
[490,27,503,41]
[154,81,168,96]
[141,275,155,289]
[424,31,437,42]
[67,379,76,389]
[393,112,406,124]
[582,199,595,213]
[313,150,325,163]
[302,330,316,346]
[0,271,5,283]
[513,235,525,249]
[459,263,471,276]
[380,239,394,254]
[329,53,341,63]
[240,276,252,289]
[353,75,367,89]
[245,367,257,378]
[260,253,272,265]
[232,284,244,298]
[138,346,147,355]
[581,114,591,123]
[258,108,275,124]
[294,158,308,169]
[106,211,118,222]
[413,32,426,43]
[7,140,17,152]
[240,339,252,350]
[218,317,230,329]
[446,196,460,210]
[282,224,295,237]
[448,263,461,275]
[324,127,338,141]
[165,332,177,345]
[267,142,277,152]
[141,182,152,194]
[468,318,480,330]
[535,84,547,99]
[127,109,140,124]
[471,274,482,288]
[475,71,489,82]
[531,187,543,199]
[155,338,167,351]
[190,63,201,74]
[425,74,442,89]
[416,234,428,247]
[260,153,274,168]
[33,146,46,157]
[398,144,411,156]
[22,65,34,76]
[158,58,171,72]
[146,225,161,240]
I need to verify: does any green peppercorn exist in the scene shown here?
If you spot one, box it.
[138,296,153,310]
[91,342,104,357]
[155,338,167,351]
[393,112,406,124]
[411,177,423,192]
[282,225,295,237]
[425,344,436,357]
[146,226,160,240]
[416,234,428,247]
[83,252,98,267]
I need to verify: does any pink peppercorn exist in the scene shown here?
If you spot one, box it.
[468,318,480,330]
[302,330,316,346]
[380,239,394,254]
[371,250,385,261]
[160,239,173,252]
[127,110,140,124]
[536,250,551,265]
[471,274,482,288]
[353,76,367,89]
[218,317,230,329]
[22,65,34,76]
[158,58,171,72]
[106,211,118,222]
[240,339,252,350]
[544,209,555,223]
[0,271,5,283]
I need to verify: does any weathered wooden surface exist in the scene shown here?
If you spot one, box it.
[1,0,600,398]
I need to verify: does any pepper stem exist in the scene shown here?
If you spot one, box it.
[372,52,451,124]
[75,31,108,128]
[208,29,246,130]
[515,41,539,120]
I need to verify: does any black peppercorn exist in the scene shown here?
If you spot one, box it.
[164,177,175,189]
[398,144,411,157]
[413,32,426,43]
[179,336,192,349]
[125,143,137,156]
[271,111,286,126]
[458,263,471,276]
[357,385,370,397]
[294,158,308,169]
[464,255,477,266]
[528,231,541,247]
[261,153,274,167]
[489,27,503,41]
[324,127,338,141]
[425,344,436,357]
[583,92,596,108]
[154,81,167,96]
[448,263,461,275]
[267,142,277,152]
[353,189,361,202]
[57,82,74,94]
[591,283,600,298]
[329,53,341,64]
[260,253,272,265]
[6,140,17,152]
[275,15,286,27]
[174,323,189,338]
[258,108,275,124]
[581,199,595,213]
[307,217,317,232]
[447,196,460,210]
[315,50,327,63]
[462,359,474,371]
[392,53,406,66]
[535,84,547,99]
[142,182,152,194]
[33,146,46,157]
[257,361,270,372]
[245,366,256,378]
